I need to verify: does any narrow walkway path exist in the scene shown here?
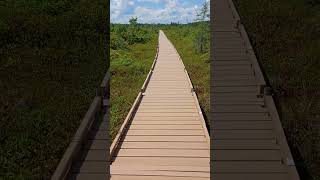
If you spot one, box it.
[211,0,300,179]
[110,31,210,180]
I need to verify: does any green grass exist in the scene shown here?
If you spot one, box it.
[0,0,108,178]
[163,23,210,124]
[233,0,320,179]
[110,24,158,140]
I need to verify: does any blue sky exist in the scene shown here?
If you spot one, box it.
[111,0,210,24]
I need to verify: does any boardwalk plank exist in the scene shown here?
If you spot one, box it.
[130,124,202,130]
[116,149,209,158]
[212,161,287,173]
[120,142,208,149]
[124,136,206,142]
[132,121,200,125]
[213,130,274,139]
[133,116,199,120]
[212,150,281,160]
[211,140,279,150]
[113,157,209,167]
[126,129,204,136]
[210,174,288,180]
[111,170,209,178]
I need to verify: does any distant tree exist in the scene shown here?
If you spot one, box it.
[126,17,149,45]
[193,1,210,54]
[195,1,209,22]
[129,17,138,26]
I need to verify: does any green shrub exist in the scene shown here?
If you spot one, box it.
[111,34,128,50]
[111,18,152,47]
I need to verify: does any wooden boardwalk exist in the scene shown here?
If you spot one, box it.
[211,0,300,179]
[52,1,302,179]
[109,30,210,179]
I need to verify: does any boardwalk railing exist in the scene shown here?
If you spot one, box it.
[227,0,267,96]
[226,0,300,179]
[110,38,160,160]
[264,95,300,179]
[51,69,110,180]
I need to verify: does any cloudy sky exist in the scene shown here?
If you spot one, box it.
[111,0,210,24]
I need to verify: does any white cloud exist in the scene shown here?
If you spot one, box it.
[111,0,209,24]
[137,0,160,2]
[165,0,177,9]
[111,0,131,21]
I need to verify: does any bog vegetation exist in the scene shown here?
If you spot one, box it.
[233,0,320,179]
[0,0,108,178]
[110,19,158,139]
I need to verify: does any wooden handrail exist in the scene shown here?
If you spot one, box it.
[238,24,266,93]
[73,97,101,141]
[264,94,300,180]
[228,0,240,27]
[51,69,110,180]
[100,69,111,89]
[51,96,101,180]
[227,0,267,96]
[98,69,110,98]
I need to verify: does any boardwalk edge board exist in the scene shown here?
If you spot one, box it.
[264,96,301,179]
[227,0,266,96]
[51,70,110,180]
[211,0,300,179]
[229,0,300,178]
[164,33,210,147]
[109,35,160,159]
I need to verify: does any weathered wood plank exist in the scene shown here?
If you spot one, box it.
[212,150,281,160]
[213,130,274,139]
[116,149,209,158]
[131,121,200,125]
[126,129,204,136]
[212,121,272,130]
[130,124,202,130]
[111,169,209,178]
[113,157,209,167]
[210,174,288,180]
[120,142,208,149]
[110,176,208,180]
[124,136,206,142]
[211,161,287,173]
[211,140,279,150]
